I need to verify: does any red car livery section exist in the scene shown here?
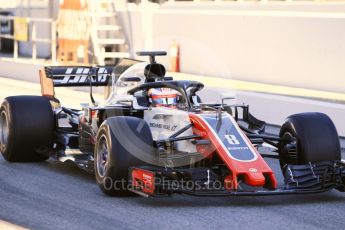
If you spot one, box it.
[131,168,156,196]
[189,113,277,190]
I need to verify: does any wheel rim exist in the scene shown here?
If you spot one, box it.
[280,131,298,168]
[0,111,9,146]
[96,135,109,178]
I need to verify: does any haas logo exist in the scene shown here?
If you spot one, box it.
[54,67,109,85]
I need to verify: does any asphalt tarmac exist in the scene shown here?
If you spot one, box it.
[0,77,344,230]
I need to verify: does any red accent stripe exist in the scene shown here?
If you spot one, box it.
[189,113,277,190]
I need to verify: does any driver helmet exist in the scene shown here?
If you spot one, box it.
[148,88,179,108]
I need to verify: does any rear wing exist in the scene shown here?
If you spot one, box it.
[39,66,113,100]
[39,59,143,99]
[43,66,114,87]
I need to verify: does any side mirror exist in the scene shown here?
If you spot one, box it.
[221,92,236,105]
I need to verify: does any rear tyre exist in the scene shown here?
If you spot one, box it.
[0,96,55,162]
[94,116,156,196]
[278,112,340,170]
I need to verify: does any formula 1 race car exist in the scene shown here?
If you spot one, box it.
[1,51,345,197]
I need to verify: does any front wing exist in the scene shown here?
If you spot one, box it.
[128,161,345,197]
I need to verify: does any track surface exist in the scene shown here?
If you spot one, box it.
[0,77,345,230]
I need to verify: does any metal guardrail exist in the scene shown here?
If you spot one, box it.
[0,15,56,62]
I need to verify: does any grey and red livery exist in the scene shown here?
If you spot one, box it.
[1,51,344,197]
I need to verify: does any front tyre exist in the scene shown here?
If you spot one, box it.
[94,116,156,196]
[278,112,340,170]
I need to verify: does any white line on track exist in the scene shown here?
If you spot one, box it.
[0,220,28,230]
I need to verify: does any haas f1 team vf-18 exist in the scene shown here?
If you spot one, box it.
[1,51,345,197]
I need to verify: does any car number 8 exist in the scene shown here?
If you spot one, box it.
[225,134,240,145]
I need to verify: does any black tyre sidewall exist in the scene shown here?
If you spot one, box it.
[279,112,340,167]
[94,124,121,196]
[94,117,156,196]
[0,96,54,162]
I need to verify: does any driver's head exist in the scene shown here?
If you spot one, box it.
[148,88,179,108]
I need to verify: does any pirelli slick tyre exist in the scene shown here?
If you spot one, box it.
[0,96,54,162]
[278,112,340,170]
[94,116,156,196]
